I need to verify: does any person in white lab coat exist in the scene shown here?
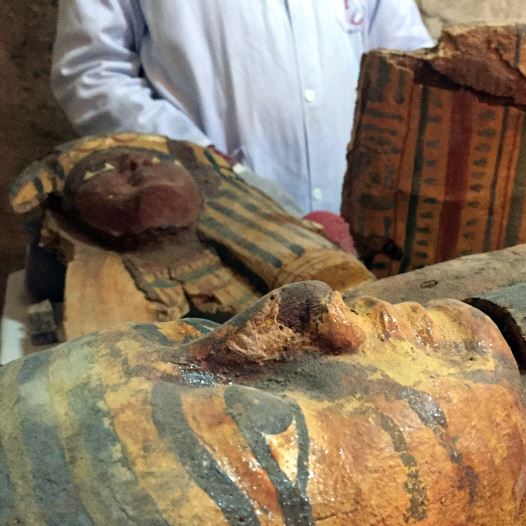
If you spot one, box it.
[52,0,433,213]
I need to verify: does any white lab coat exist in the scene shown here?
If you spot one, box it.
[52,0,433,212]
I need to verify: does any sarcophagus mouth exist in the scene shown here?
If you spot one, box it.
[2,280,524,524]
[343,24,526,278]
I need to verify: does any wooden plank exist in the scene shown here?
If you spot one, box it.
[343,243,526,305]
[27,300,58,346]
[62,242,156,341]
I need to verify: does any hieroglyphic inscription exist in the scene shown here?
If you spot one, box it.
[343,26,526,277]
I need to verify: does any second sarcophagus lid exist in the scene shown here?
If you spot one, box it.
[10,133,372,339]
[342,24,526,277]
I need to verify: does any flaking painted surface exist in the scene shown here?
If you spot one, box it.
[0,281,524,524]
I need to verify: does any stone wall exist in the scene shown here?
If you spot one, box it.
[0,0,525,309]
[416,0,526,38]
[0,2,74,307]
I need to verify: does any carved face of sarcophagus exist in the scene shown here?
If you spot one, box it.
[0,281,524,525]
[10,133,372,339]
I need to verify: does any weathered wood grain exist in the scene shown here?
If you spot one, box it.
[344,243,526,305]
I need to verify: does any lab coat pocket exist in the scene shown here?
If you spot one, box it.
[336,0,366,33]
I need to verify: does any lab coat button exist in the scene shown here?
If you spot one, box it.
[304,89,316,103]
[312,187,323,201]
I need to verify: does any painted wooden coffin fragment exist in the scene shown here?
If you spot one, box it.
[10,133,372,339]
[342,24,526,277]
[0,281,524,525]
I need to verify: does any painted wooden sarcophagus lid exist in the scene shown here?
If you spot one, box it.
[9,133,372,339]
[342,24,526,278]
[0,281,524,525]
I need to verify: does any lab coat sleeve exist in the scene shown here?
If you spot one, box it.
[367,0,435,52]
[51,0,211,145]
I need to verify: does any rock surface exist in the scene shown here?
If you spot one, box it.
[417,0,526,38]
[0,1,74,306]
